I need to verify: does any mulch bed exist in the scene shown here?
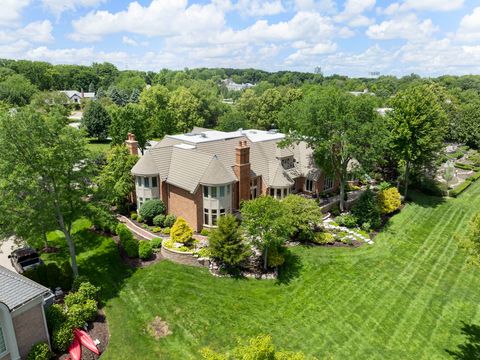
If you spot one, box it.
[56,310,109,360]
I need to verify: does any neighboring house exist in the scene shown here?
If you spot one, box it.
[59,90,96,104]
[220,79,255,92]
[130,128,338,231]
[0,266,51,360]
[349,89,375,96]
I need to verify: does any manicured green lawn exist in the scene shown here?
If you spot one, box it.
[45,183,480,359]
[86,138,111,155]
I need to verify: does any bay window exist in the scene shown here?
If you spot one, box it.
[203,184,232,227]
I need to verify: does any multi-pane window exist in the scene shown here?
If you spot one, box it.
[203,185,232,226]
[269,187,290,199]
[281,157,294,169]
[0,325,5,355]
[136,176,158,188]
[152,177,158,187]
[306,179,314,192]
[144,177,150,187]
[136,176,142,186]
[323,177,334,191]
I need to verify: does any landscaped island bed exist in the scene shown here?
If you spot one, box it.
[42,182,480,359]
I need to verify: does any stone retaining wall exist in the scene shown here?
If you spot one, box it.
[161,243,208,268]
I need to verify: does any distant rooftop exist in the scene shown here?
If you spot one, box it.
[167,129,285,144]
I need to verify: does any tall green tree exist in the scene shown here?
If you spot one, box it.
[0,108,94,276]
[387,84,447,199]
[96,145,138,208]
[109,103,148,151]
[82,101,112,140]
[168,87,204,132]
[280,87,386,211]
[241,196,292,271]
[139,85,176,138]
[0,74,38,106]
[209,214,250,270]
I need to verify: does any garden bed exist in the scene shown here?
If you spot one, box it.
[56,310,109,360]
[161,241,209,268]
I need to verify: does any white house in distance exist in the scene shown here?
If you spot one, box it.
[60,90,96,104]
[221,79,255,92]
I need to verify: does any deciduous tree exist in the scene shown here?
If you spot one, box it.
[0,108,94,276]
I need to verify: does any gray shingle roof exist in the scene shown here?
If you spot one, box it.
[199,156,237,186]
[131,129,320,192]
[0,265,49,310]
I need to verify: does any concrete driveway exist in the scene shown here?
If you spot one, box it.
[0,237,17,271]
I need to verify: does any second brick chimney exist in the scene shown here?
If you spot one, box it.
[125,133,139,156]
[234,140,251,207]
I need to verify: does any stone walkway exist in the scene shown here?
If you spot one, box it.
[323,219,374,245]
[117,215,159,240]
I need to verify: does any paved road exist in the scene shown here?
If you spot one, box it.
[0,238,17,271]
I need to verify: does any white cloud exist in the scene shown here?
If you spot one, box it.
[42,0,105,16]
[122,36,138,46]
[0,0,30,26]
[382,0,464,15]
[70,0,226,42]
[456,7,480,42]
[286,40,337,64]
[236,0,285,16]
[0,20,53,44]
[294,0,336,13]
[366,14,438,40]
[335,0,375,27]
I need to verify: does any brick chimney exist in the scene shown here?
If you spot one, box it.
[234,140,250,207]
[125,133,138,156]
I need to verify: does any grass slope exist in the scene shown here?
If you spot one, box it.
[47,183,480,359]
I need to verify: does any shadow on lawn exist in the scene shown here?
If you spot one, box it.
[408,190,446,209]
[446,322,480,360]
[276,250,302,285]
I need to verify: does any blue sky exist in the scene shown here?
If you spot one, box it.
[1,0,480,76]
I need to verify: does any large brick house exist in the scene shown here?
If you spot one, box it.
[130,128,338,231]
[0,266,51,360]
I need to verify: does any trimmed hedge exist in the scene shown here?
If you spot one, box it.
[139,199,166,224]
[138,240,153,260]
[454,163,474,170]
[450,172,480,197]
[117,224,138,258]
[23,261,73,290]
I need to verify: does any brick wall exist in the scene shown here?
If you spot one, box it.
[167,184,203,231]
[12,302,49,359]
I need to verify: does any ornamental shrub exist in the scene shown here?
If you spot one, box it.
[152,227,161,233]
[162,227,171,235]
[335,214,358,228]
[139,199,166,224]
[313,232,335,244]
[378,187,401,214]
[450,180,472,197]
[170,217,193,245]
[131,212,138,220]
[67,300,97,326]
[64,292,85,308]
[282,194,322,242]
[138,240,153,260]
[117,224,139,257]
[27,342,52,360]
[51,322,74,352]
[351,188,381,229]
[71,275,89,291]
[150,238,163,249]
[164,214,176,228]
[153,214,166,227]
[267,245,286,268]
[200,228,210,236]
[209,214,249,268]
[77,281,100,301]
[136,215,143,223]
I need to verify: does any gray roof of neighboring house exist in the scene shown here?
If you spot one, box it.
[59,91,95,99]
[0,265,49,310]
[131,129,319,192]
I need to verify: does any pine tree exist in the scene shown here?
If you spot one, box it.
[129,88,140,103]
[209,214,250,269]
